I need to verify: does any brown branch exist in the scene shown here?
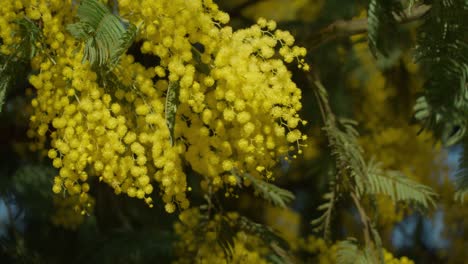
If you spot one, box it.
[308,4,431,49]
[350,192,371,247]
[309,73,336,125]
[351,192,386,262]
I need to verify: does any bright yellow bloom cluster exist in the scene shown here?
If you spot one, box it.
[120,0,309,190]
[383,249,414,264]
[0,0,67,54]
[1,0,308,214]
[173,208,269,264]
[297,236,414,264]
[121,0,308,205]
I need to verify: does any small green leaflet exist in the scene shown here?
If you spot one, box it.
[14,17,44,60]
[109,23,139,68]
[165,81,180,146]
[217,216,235,261]
[243,173,294,208]
[0,17,45,113]
[367,0,403,58]
[310,188,335,239]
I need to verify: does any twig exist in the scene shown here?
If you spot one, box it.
[350,192,371,247]
[309,73,335,125]
[308,4,431,49]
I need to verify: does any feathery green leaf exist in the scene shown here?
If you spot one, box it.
[14,17,44,60]
[0,17,46,113]
[238,216,292,263]
[367,0,403,57]
[311,184,335,239]
[366,160,437,208]
[243,173,295,208]
[238,216,289,250]
[217,216,235,261]
[110,23,139,68]
[414,0,468,145]
[67,0,135,67]
[324,118,367,194]
[336,238,373,264]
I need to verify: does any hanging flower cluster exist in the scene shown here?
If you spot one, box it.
[0,0,308,214]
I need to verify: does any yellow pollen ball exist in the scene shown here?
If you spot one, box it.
[52,184,62,194]
[165,203,176,213]
[227,175,237,185]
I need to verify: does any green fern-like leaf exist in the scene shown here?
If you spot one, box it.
[67,0,136,67]
[413,95,466,147]
[87,14,124,66]
[14,17,44,60]
[336,238,373,264]
[315,80,367,191]
[243,173,295,208]
[310,185,335,239]
[414,0,468,145]
[324,118,367,194]
[366,160,437,208]
[165,81,180,146]
[0,18,46,112]
[190,211,290,262]
[407,0,418,13]
[238,216,289,250]
[109,23,139,67]
[367,0,403,57]
[217,216,235,261]
[67,21,93,40]
[238,216,292,263]
[312,79,369,238]
[336,239,361,264]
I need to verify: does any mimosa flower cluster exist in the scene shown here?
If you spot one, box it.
[0,0,308,214]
